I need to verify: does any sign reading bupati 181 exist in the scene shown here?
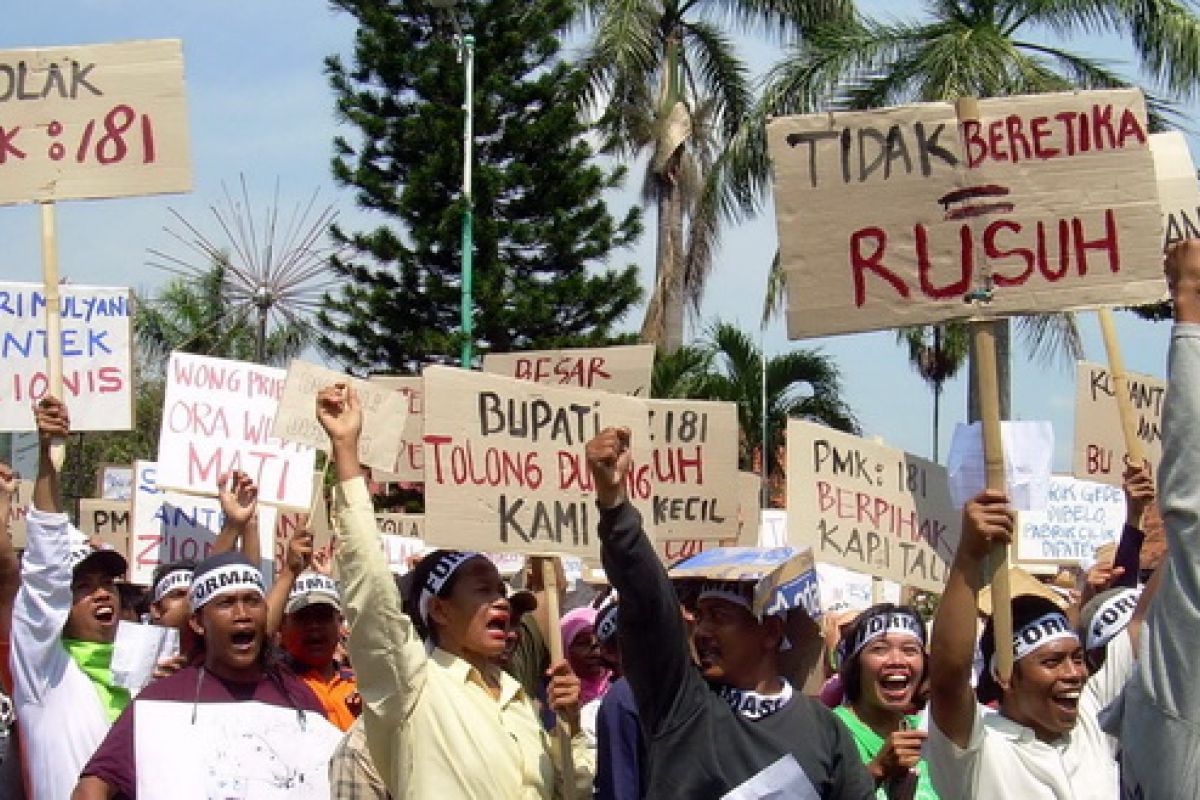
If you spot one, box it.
[768,89,1163,339]
[0,39,191,205]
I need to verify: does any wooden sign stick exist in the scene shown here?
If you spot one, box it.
[1097,308,1147,466]
[956,97,1014,683]
[539,555,576,800]
[41,202,67,471]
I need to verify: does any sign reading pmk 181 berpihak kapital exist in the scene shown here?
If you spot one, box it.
[768,89,1163,339]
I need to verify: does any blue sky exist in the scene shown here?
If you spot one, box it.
[0,0,1187,469]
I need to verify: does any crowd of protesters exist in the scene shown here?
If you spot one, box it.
[0,243,1196,798]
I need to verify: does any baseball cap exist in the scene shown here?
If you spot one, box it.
[285,572,342,615]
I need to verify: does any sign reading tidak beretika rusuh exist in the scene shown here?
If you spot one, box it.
[421,366,652,559]
[768,89,1163,339]
[0,39,191,205]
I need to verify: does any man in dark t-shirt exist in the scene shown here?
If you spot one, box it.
[72,552,339,799]
[586,428,874,799]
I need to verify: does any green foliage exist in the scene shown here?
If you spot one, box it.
[320,0,643,374]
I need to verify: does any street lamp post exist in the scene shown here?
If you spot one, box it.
[431,0,475,368]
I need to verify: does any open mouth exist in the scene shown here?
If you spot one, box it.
[1051,690,1081,714]
[485,610,511,641]
[229,631,257,652]
[94,605,116,624]
[878,672,913,701]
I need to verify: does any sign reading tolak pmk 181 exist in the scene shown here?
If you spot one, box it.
[0,39,191,205]
[786,420,960,592]
[421,366,652,559]
[768,89,1162,339]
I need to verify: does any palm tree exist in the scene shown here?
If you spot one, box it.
[653,322,857,504]
[897,323,970,461]
[575,0,851,352]
[747,0,1200,417]
[136,261,313,374]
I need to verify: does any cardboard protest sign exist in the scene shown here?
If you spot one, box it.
[483,344,654,397]
[135,699,341,799]
[5,479,32,550]
[156,352,316,508]
[368,376,424,483]
[656,471,761,563]
[786,420,960,592]
[96,463,134,500]
[273,473,334,577]
[1151,131,1200,251]
[1073,360,1164,486]
[1017,476,1126,564]
[131,461,275,585]
[0,282,133,431]
[0,39,191,205]
[272,361,409,473]
[668,546,821,620]
[78,498,131,557]
[421,366,652,559]
[646,399,739,540]
[768,89,1163,339]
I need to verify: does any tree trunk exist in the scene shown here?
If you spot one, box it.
[967,317,1011,422]
[640,162,685,352]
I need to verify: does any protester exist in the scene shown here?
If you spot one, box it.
[506,556,565,702]
[316,383,592,799]
[586,427,873,798]
[10,397,131,800]
[330,716,392,800]
[1099,238,1200,797]
[0,462,25,800]
[74,551,338,798]
[833,604,937,799]
[926,486,1155,799]
[561,604,611,747]
[268,526,360,731]
[592,599,648,800]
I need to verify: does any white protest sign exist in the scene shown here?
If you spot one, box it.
[1017,475,1126,564]
[0,282,132,431]
[111,622,178,692]
[156,352,316,508]
[815,562,900,612]
[377,514,426,573]
[78,498,131,558]
[368,376,424,483]
[482,344,655,396]
[787,420,960,592]
[5,479,32,550]
[135,699,341,799]
[1073,360,1165,486]
[646,399,739,540]
[0,39,191,205]
[272,360,409,473]
[948,420,1055,510]
[768,89,1163,339]
[1152,131,1200,250]
[759,509,788,548]
[421,366,652,559]
[97,463,134,500]
[130,461,275,585]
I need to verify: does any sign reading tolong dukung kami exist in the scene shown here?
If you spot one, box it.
[768,89,1163,339]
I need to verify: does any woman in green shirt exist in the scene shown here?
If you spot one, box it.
[833,604,939,800]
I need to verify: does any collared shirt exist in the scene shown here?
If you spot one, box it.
[927,631,1133,800]
[330,717,391,800]
[334,477,593,800]
[297,664,359,731]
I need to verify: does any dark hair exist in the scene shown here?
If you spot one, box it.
[976,594,1067,704]
[404,549,481,644]
[150,558,197,601]
[838,603,928,706]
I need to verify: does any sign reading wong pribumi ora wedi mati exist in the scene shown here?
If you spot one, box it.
[768,89,1162,339]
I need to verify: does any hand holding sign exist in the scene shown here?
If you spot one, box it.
[316,383,363,481]
[545,659,583,736]
[0,462,15,497]
[34,396,71,442]
[585,427,632,509]
[962,491,1015,562]
[285,528,315,577]
[1122,460,1155,528]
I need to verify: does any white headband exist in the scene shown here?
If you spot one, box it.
[417,551,479,627]
[840,611,925,663]
[153,569,194,605]
[1087,589,1141,650]
[697,581,791,651]
[189,563,265,612]
[289,572,340,603]
[1013,612,1078,662]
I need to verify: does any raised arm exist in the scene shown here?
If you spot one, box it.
[929,490,1014,748]
[0,463,19,652]
[266,526,312,638]
[32,397,67,514]
[318,383,426,790]
[586,428,697,737]
[1112,461,1154,590]
[212,470,258,559]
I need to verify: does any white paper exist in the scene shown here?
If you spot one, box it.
[947,421,1055,511]
[758,510,788,548]
[135,699,342,798]
[111,622,179,692]
[815,562,900,613]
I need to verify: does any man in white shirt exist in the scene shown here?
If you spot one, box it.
[925,489,1154,800]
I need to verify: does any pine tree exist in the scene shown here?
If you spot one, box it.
[320,0,644,374]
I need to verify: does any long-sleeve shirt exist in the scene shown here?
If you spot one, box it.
[333,477,592,800]
[593,677,645,800]
[1102,323,1200,799]
[598,501,874,799]
[9,508,112,800]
